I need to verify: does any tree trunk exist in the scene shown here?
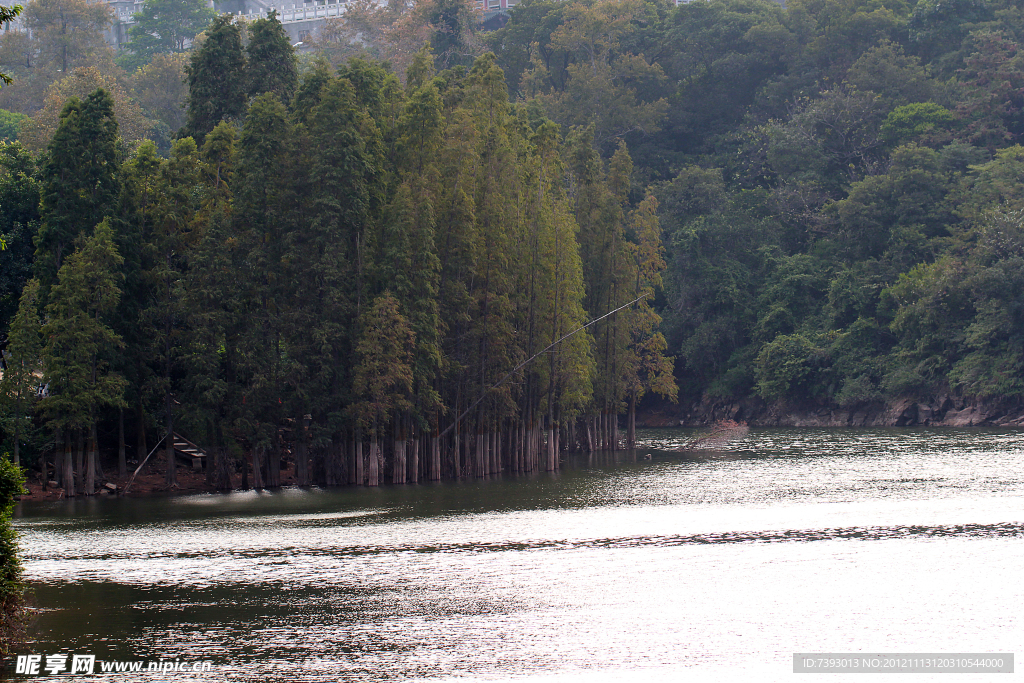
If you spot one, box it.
[216,445,233,490]
[75,429,84,493]
[118,408,127,479]
[427,434,438,481]
[628,394,636,451]
[165,402,177,488]
[452,429,460,479]
[252,445,264,490]
[40,432,49,489]
[63,432,75,497]
[165,430,177,488]
[136,401,147,463]
[205,420,216,486]
[54,430,63,488]
[214,420,233,491]
[409,430,419,484]
[86,422,97,495]
[612,411,619,451]
[392,418,404,485]
[267,439,281,487]
[492,429,500,474]
[355,430,365,485]
[368,436,379,487]
[296,421,309,487]
[546,419,556,472]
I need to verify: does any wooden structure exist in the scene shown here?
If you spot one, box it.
[172,433,208,471]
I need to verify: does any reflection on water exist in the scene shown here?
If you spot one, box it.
[13,428,1024,682]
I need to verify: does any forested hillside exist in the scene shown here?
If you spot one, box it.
[4,0,1024,493]
[485,0,1024,423]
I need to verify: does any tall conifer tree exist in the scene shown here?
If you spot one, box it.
[246,10,297,103]
[35,89,120,301]
[1,279,43,466]
[183,122,242,490]
[234,93,298,485]
[39,222,126,496]
[146,138,203,488]
[181,15,245,142]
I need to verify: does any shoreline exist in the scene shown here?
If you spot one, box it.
[638,396,1024,429]
[17,454,301,504]
[17,412,1023,505]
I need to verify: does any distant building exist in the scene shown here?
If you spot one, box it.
[102,0,355,49]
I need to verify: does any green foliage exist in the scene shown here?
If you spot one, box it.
[1,279,43,465]
[353,292,415,431]
[0,452,25,657]
[39,220,127,434]
[34,88,120,302]
[246,11,298,103]
[123,0,217,69]
[754,333,823,400]
[908,0,993,64]
[181,15,245,142]
[0,109,27,140]
[880,102,955,147]
[847,41,934,106]
[0,141,39,333]
[12,0,1024,486]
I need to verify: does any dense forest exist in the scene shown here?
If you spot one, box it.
[3,0,1024,492]
[0,10,676,493]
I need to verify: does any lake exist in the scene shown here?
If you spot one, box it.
[12,427,1024,682]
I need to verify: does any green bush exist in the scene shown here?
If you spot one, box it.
[0,454,25,657]
[754,333,822,400]
[0,109,28,141]
[835,374,883,408]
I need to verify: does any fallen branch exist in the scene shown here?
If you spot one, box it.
[121,432,170,496]
[678,419,749,451]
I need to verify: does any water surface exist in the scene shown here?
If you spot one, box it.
[14,428,1024,682]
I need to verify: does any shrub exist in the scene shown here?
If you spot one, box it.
[0,454,25,657]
